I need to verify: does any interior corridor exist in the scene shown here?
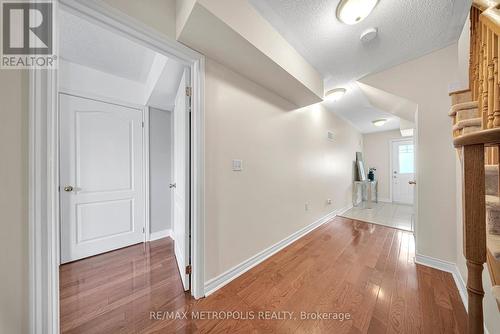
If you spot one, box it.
[60,216,464,333]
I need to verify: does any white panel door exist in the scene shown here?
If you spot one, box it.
[60,94,144,263]
[173,70,190,291]
[392,139,415,205]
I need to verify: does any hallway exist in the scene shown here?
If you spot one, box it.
[60,217,466,333]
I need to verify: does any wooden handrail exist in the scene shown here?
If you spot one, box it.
[454,127,500,147]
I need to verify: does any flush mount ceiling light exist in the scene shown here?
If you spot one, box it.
[325,88,347,101]
[372,119,387,127]
[337,0,379,25]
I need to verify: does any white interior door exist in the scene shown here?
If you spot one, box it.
[172,70,190,290]
[60,94,145,263]
[392,139,415,204]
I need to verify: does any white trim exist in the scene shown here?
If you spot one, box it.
[415,254,467,308]
[378,197,392,203]
[204,206,351,296]
[415,254,492,334]
[150,229,172,241]
[144,107,151,242]
[29,1,206,333]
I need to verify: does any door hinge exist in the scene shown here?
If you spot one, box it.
[142,227,145,233]
[185,265,192,275]
[185,86,192,97]
[141,121,145,128]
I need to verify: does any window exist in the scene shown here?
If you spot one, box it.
[399,144,414,174]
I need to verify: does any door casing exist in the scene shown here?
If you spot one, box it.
[28,1,206,332]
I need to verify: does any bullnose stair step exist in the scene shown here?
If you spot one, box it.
[449,89,472,105]
[448,101,479,119]
[453,117,482,135]
[492,286,500,307]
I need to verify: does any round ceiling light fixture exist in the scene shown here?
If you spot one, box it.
[325,88,347,101]
[372,119,387,127]
[337,0,379,25]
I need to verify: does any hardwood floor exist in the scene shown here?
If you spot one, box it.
[60,217,467,333]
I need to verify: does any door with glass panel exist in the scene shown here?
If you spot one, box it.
[391,139,415,204]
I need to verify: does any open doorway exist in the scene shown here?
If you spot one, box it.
[341,126,416,232]
[58,8,192,331]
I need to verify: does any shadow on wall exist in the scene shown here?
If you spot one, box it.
[209,59,298,112]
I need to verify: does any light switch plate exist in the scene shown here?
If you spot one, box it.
[232,159,243,171]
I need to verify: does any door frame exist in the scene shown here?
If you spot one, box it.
[28,1,206,333]
[389,137,415,204]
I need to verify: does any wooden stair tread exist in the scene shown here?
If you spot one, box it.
[486,164,499,172]
[486,195,500,207]
[449,101,479,116]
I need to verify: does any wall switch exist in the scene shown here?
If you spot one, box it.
[327,199,332,205]
[232,159,243,171]
[305,202,310,211]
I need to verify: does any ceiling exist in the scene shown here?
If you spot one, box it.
[250,0,471,133]
[60,10,185,111]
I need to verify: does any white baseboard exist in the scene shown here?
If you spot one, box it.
[415,254,467,308]
[378,198,392,203]
[149,229,172,241]
[204,206,351,296]
[412,255,493,334]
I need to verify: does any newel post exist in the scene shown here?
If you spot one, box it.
[462,144,486,334]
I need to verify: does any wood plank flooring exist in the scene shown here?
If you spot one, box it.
[60,216,467,333]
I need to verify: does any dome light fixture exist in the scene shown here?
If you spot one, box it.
[325,88,347,101]
[372,119,387,127]
[337,0,379,25]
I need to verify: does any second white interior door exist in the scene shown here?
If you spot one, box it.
[60,94,145,263]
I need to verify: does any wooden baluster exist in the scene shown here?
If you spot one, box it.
[495,34,500,127]
[476,9,482,101]
[475,8,480,100]
[479,23,486,128]
[483,27,490,128]
[462,144,486,334]
[488,29,495,128]
[471,10,476,97]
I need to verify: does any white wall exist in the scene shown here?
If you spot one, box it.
[363,130,403,201]
[0,71,28,334]
[149,108,174,234]
[204,59,362,281]
[361,44,459,262]
[59,60,146,106]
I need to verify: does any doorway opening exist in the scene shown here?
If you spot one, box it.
[341,126,416,232]
[57,8,192,330]
[28,1,205,332]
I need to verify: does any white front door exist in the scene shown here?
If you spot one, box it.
[172,70,190,290]
[60,94,145,263]
[392,139,415,204]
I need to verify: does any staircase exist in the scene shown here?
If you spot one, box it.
[449,1,500,333]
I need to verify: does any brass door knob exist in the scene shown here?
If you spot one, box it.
[64,185,74,192]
